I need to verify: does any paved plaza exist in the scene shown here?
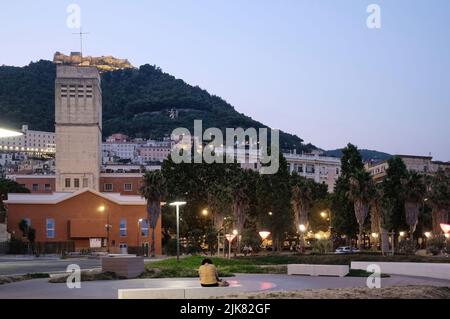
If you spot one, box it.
[0,273,449,299]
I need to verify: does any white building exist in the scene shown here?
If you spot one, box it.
[102,134,140,163]
[0,125,55,153]
[284,151,341,193]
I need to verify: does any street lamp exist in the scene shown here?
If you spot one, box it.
[225,231,237,259]
[202,209,208,216]
[258,230,270,251]
[137,218,143,255]
[98,205,111,254]
[169,201,186,262]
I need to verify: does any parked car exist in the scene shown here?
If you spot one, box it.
[335,246,360,254]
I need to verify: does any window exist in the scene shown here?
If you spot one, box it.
[306,165,315,174]
[336,168,340,175]
[298,165,303,173]
[119,218,127,237]
[46,218,55,238]
[44,184,51,191]
[140,219,149,237]
[65,178,71,188]
[104,183,113,192]
[74,178,80,188]
[124,183,132,192]
[32,184,39,191]
[82,178,88,188]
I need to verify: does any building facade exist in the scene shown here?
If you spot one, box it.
[284,152,341,193]
[6,64,162,254]
[366,154,450,182]
[0,125,55,154]
[6,189,161,254]
[55,65,102,192]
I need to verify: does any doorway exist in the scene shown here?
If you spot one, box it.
[119,243,128,254]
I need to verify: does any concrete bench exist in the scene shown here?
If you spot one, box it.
[287,264,349,277]
[118,286,242,299]
[351,261,450,280]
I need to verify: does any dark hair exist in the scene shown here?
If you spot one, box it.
[201,258,213,265]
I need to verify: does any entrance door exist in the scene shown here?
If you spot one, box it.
[119,243,128,254]
[142,243,149,257]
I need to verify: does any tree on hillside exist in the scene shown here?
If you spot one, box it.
[140,170,167,257]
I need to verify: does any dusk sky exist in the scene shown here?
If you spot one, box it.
[1,0,449,160]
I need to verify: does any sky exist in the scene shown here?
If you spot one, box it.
[1,0,449,160]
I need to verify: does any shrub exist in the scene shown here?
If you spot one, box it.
[397,239,416,255]
[164,238,178,256]
[426,235,446,256]
[311,239,333,254]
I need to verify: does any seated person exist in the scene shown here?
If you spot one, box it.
[198,258,228,287]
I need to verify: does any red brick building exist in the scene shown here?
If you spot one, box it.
[6,189,161,255]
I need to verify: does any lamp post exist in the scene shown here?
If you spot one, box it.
[169,201,186,262]
[225,232,237,259]
[258,230,271,252]
[99,205,111,254]
[137,218,143,256]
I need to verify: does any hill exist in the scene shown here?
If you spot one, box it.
[0,60,314,153]
[325,148,391,163]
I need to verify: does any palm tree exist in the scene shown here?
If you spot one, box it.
[231,170,252,237]
[427,170,450,234]
[348,169,374,250]
[369,185,381,250]
[370,184,394,255]
[140,170,167,257]
[402,171,426,239]
[290,173,314,233]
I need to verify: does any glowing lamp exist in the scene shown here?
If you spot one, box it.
[440,223,450,234]
[259,231,271,240]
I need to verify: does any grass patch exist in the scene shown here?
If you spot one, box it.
[48,271,125,283]
[0,273,50,285]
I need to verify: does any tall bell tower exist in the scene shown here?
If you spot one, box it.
[55,64,102,192]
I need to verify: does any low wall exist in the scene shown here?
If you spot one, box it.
[102,255,144,278]
[351,262,450,280]
[118,286,241,299]
[288,264,349,277]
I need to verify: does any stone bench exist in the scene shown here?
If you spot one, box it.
[351,261,450,280]
[287,264,349,277]
[118,286,242,299]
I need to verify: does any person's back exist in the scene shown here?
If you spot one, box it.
[199,261,219,287]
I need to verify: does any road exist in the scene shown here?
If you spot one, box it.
[0,256,102,276]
